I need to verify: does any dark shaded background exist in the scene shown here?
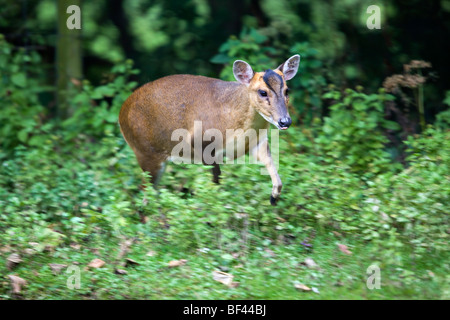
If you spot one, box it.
[1,0,449,124]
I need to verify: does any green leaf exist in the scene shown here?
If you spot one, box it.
[210,54,230,64]
[11,73,27,87]
[28,135,46,146]
[249,28,267,44]
[92,86,115,99]
[443,91,450,106]
[17,129,28,143]
[353,101,366,111]
[383,120,401,131]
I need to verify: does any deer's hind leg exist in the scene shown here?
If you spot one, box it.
[211,163,221,184]
[134,148,168,187]
[133,148,168,223]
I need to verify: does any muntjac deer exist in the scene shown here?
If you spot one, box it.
[119,55,300,205]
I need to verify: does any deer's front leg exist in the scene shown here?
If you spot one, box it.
[253,138,282,206]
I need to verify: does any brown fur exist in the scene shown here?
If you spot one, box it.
[119,55,300,203]
[119,74,274,180]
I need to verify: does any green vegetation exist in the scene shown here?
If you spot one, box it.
[1,1,449,300]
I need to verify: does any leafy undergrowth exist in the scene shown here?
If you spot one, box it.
[1,126,449,299]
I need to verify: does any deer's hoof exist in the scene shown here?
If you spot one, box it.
[270,195,278,206]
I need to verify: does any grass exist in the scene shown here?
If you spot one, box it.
[1,231,447,300]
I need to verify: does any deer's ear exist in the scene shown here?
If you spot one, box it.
[233,60,254,86]
[277,54,300,81]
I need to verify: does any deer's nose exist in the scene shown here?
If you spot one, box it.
[278,117,292,129]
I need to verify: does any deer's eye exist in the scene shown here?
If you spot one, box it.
[285,88,290,96]
[258,90,267,97]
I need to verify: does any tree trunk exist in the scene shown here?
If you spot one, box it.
[56,0,82,119]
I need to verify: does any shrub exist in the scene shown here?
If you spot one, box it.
[318,87,402,175]
[61,60,139,141]
[0,34,48,156]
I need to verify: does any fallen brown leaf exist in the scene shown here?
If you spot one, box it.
[168,259,187,268]
[332,231,342,237]
[8,275,26,294]
[125,258,140,267]
[49,263,68,275]
[302,257,319,269]
[88,258,105,268]
[0,245,12,253]
[212,270,234,287]
[337,244,352,255]
[6,253,22,270]
[114,268,128,275]
[294,282,311,291]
